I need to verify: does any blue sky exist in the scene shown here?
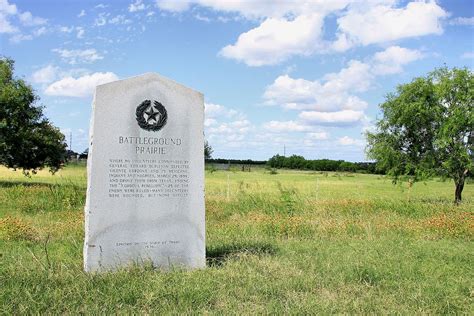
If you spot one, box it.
[1,0,473,161]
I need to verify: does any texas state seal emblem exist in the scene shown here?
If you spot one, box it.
[135,100,168,131]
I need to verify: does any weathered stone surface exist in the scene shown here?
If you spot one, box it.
[84,73,205,272]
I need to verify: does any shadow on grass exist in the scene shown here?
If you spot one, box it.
[0,181,84,190]
[206,241,278,267]
[0,181,58,188]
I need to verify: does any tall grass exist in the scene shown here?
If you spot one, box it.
[1,165,473,313]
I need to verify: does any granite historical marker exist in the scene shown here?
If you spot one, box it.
[84,73,205,272]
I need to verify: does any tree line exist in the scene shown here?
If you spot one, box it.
[267,154,380,174]
[206,158,267,165]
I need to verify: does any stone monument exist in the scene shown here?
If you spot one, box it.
[84,73,205,272]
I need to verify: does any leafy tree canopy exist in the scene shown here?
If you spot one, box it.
[204,140,213,160]
[367,67,473,203]
[0,58,67,175]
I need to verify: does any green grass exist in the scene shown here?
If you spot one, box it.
[1,163,473,314]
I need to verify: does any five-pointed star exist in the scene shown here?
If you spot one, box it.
[145,106,160,123]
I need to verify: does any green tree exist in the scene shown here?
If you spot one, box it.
[204,140,213,160]
[0,58,67,175]
[367,67,473,203]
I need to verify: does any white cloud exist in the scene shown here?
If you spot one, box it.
[207,119,251,135]
[129,0,146,12]
[76,27,85,39]
[449,17,474,26]
[322,59,372,93]
[18,11,47,26]
[95,13,108,26]
[194,13,211,22]
[264,60,371,111]
[52,48,104,65]
[337,136,364,146]
[335,1,448,49]
[109,15,132,25]
[307,132,329,140]
[152,1,353,66]
[9,33,32,43]
[59,26,74,33]
[31,65,59,83]
[0,1,48,39]
[205,102,238,118]
[204,118,217,127]
[0,13,17,33]
[45,72,119,98]
[33,26,47,36]
[262,121,329,140]
[264,46,421,113]
[220,14,324,66]
[204,101,253,147]
[461,52,474,59]
[372,46,424,75]
[0,0,18,33]
[156,0,350,19]
[299,110,365,126]
[155,0,191,12]
[264,75,318,109]
[263,120,315,133]
[0,0,17,15]
[78,9,86,18]
[154,0,445,66]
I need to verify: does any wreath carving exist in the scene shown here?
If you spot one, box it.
[136,99,168,131]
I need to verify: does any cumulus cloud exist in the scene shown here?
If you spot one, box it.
[263,120,315,133]
[449,17,474,26]
[337,136,364,146]
[129,0,146,12]
[52,48,104,65]
[264,46,422,114]
[155,0,191,12]
[203,101,254,149]
[45,72,119,98]
[76,27,85,39]
[109,15,132,25]
[153,0,446,66]
[31,65,59,83]
[307,132,329,140]
[220,14,324,66]
[18,11,47,26]
[0,0,17,14]
[94,12,108,26]
[59,26,74,33]
[372,46,424,75]
[156,0,350,20]
[204,118,217,127]
[202,100,364,159]
[33,26,47,36]
[0,14,17,33]
[207,119,252,135]
[461,52,474,59]
[263,60,371,111]
[0,0,18,33]
[299,110,366,126]
[334,1,448,50]
[9,33,33,43]
[0,0,49,41]
[205,102,238,118]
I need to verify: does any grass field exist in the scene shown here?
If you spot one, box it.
[1,163,473,314]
